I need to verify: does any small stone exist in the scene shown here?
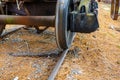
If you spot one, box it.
[72,46,80,58]
[32,62,41,74]
[11,38,23,43]
[66,74,74,80]
[13,77,19,80]
[0,68,4,71]
[4,38,9,40]
[71,69,82,75]
[109,25,115,30]
[34,75,39,79]
[27,77,31,80]
[35,69,41,74]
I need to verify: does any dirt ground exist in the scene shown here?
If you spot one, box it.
[0,2,120,80]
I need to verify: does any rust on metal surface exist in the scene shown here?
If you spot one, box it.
[0,15,55,27]
[98,0,119,20]
[111,0,119,20]
[1,0,56,2]
[97,0,101,2]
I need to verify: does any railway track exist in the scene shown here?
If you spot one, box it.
[10,49,70,80]
[0,1,99,79]
[48,49,69,80]
[1,25,25,38]
[10,48,71,80]
[1,26,76,80]
[48,33,76,80]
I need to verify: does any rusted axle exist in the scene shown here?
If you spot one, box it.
[1,0,49,2]
[0,15,55,27]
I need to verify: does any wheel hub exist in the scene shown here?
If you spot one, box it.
[55,0,99,50]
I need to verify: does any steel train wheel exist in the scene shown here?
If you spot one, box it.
[55,0,75,50]
[111,0,119,20]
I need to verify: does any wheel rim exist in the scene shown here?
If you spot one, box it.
[55,0,75,50]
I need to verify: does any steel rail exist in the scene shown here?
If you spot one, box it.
[1,25,25,37]
[48,49,69,80]
[48,34,76,80]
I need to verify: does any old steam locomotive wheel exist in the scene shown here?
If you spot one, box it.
[55,0,75,50]
[111,0,119,20]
